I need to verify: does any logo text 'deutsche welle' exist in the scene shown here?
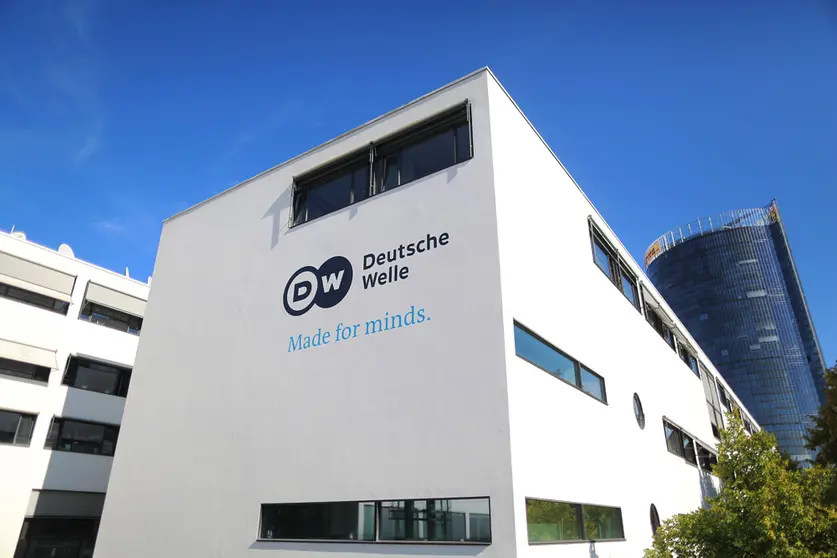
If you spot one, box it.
[282,231,450,317]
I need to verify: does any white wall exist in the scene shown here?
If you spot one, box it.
[95,71,519,558]
[487,77,730,557]
[0,232,147,557]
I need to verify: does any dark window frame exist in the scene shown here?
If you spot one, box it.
[78,300,143,335]
[663,419,711,470]
[650,504,661,535]
[696,443,718,473]
[588,220,641,313]
[633,393,646,429]
[645,303,677,352]
[44,417,120,457]
[0,408,37,447]
[63,356,132,397]
[0,281,70,315]
[292,102,472,227]
[259,496,491,545]
[525,497,625,544]
[678,346,701,378]
[0,356,51,383]
[513,321,607,404]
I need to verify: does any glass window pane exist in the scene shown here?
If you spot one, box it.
[454,123,471,162]
[514,324,577,385]
[665,422,683,457]
[398,130,456,186]
[14,415,35,445]
[260,502,375,541]
[593,241,612,278]
[58,420,106,454]
[469,513,491,543]
[0,410,20,444]
[581,367,605,402]
[73,364,120,395]
[526,499,582,542]
[583,504,624,540]
[621,270,638,307]
[633,393,645,429]
[682,433,697,465]
[378,498,489,543]
[304,173,353,222]
[352,166,369,204]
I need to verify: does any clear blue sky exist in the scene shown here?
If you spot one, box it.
[1,0,835,362]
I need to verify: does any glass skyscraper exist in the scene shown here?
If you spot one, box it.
[646,201,826,462]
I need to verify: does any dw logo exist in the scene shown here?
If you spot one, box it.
[283,256,353,316]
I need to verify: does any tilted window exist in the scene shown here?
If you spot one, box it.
[0,356,50,383]
[63,356,132,397]
[588,221,641,312]
[79,283,145,335]
[0,252,74,314]
[514,321,607,404]
[293,102,472,226]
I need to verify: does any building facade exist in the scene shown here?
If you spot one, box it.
[0,230,149,558]
[94,69,756,558]
[646,203,826,463]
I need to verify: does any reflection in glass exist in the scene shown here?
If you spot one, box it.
[664,421,683,457]
[593,241,612,277]
[583,504,624,540]
[621,270,638,307]
[682,433,697,465]
[526,499,582,542]
[378,498,489,542]
[260,502,375,541]
[581,367,606,402]
[514,324,577,385]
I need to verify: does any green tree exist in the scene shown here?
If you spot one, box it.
[645,412,837,558]
[807,363,837,503]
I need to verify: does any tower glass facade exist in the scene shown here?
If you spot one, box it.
[646,202,826,462]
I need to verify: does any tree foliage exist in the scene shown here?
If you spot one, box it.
[645,412,837,558]
[807,363,837,503]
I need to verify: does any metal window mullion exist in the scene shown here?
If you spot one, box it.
[577,503,586,540]
[466,101,473,159]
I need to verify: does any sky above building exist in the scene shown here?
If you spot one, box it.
[1,0,835,362]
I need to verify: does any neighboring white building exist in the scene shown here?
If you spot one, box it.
[0,230,149,558]
[94,68,757,558]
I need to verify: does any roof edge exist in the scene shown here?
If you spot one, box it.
[163,67,493,225]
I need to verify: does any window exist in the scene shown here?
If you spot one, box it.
[702,370,724,439]
[260,497,490,544]
[717,385,731,412]
[633,393,645,429]
[63,356,132,397]
[0,356,50,383]
[743,418,753,434]
[679,347,700,378]
[79,301,143,334]
[514,322,607,403]
[293,103,472,226]
[697,444,718,473]
[664,420,703,467]
[589,221,641,312]
[664,420,683,457]
[645,304,677,352]
[526,498,623,543]
[650,505,661,535]
[0,282,69,314]
[0,409,36,446]
[45,418,119,456]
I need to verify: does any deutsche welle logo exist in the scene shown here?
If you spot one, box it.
[283,256,353,316]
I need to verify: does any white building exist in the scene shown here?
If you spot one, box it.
[0,230,149,558]
[94,68,757,558]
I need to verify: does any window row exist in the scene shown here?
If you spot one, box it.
[0,410,119,455]
[0,355,132,398]
[260,497,490,544]
[292,102,472,226]
[716,384,754,432]
[663,419,717,473]
[513,321,607,403]
[589,221,641,312]
[0,250,146,334]
[526,498,624,543]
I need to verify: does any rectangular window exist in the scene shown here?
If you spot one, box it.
[79,301,143,335]
[680,349,700,377]
[260,497,490,544]
[0,409,36,446]
[593,237,615,280]
[378,498,489,543]
[293,103,471,227]
[63,356,132,397]
[45,418,119,456]
[0,356,51,383]
[718,385,731,411]
[646,305,676,351]
[620,267,640,310]
[589,221,641,313]
[682,433,697,466]
[526,498,623,544]
[513,322,607,403]
[0,282,69,314]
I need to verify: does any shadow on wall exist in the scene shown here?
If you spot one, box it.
[249,541,488,555]
[699,471,720,508]
[589,540,599,558]
[262,186,293,250]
